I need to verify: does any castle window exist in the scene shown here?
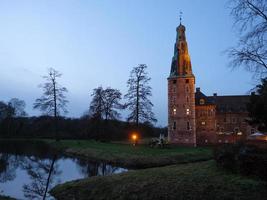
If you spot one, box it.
[186,86,189,92]
[173,121,176,130]
[237,132,243,136]
[199,99,205,105]
[186,96,189,103]
[186,79,189,83]
[201,121,206,125]
[173,80,176,84]
[234,127,239,134]
[173,108,177,115]
[186,108,190,115]
[223,118,227,123]
[187,121,190,130]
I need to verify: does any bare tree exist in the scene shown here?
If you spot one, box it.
[124,64,157,126]
[8,98,27,117]
[89,86,105,120]
[227,0,267,77]
[102,88,124,120]
[89,86,123,120]
[33,68,68,139]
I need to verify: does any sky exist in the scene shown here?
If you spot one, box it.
[0,0,255,127]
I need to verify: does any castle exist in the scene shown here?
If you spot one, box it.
[167,22,253,146]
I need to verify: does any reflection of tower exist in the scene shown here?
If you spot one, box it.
[167,22,196,146]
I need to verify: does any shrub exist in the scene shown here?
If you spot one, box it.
[214,143,267,181]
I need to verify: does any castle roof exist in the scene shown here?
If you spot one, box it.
[195,88,250,112]
[195,88,214,106]
[210,95,250,113]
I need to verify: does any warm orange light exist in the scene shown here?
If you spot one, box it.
[132,134,138,140]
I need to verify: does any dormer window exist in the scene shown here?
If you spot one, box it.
[199,99,205,105]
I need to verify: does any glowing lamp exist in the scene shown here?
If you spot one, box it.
[132,134,138,140]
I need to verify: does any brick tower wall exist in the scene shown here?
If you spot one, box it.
[168,76,196,146]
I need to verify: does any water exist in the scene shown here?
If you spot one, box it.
[0,140,127,200]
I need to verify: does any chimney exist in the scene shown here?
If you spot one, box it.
[196,87,200,92]
[213,93,217,97]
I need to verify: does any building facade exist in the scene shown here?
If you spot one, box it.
[168,22,253,146]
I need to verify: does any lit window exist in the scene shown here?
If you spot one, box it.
[173,108,176,115]
[199,99,205,105]
[237,132,243,136]
[186,108,190,115]
[201,121,206,125]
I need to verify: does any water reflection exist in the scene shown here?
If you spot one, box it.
[22,155,60,200]
[76,159,123,177]
[0,141,127,200]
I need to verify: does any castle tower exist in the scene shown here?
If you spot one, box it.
[167,22,196,146]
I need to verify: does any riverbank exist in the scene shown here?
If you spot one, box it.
[50,160,267,200]
[47,139,213,168]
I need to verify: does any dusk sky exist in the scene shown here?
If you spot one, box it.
[0,0,254,126]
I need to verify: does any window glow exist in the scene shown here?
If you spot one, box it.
[186,108,190,115]
[200,99,205,105]
[173,108,176,115]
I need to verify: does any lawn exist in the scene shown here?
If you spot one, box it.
[47,139,213,168]
[50,160,267,200]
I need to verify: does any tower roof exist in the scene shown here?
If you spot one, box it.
[169,22,193,78]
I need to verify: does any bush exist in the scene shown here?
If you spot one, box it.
[214,143,267,181]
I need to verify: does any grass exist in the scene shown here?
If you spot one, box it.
[46,139,213,168]
[50,160,267,200]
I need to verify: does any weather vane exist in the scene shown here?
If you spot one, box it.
[179,11,183,24]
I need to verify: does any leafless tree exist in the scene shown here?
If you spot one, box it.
[33,68,68,139]
[227,0,267,77]
[89,86,124,120]
[8,98,27,117]
[124,64,157,126]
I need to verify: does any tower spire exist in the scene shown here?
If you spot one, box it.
[179,11,183,24]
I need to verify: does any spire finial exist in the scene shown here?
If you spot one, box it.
[179,11,183,25]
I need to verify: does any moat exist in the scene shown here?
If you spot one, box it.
[0,140,127,200]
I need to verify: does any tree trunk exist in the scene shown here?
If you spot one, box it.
[136,78,139,127]
[52,79,59,141]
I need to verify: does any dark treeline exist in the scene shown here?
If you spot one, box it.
[0,116,167,141]
[0,65,166,140]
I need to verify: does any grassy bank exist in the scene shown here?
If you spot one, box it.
[50,160,267,200]
[47,139,213,168]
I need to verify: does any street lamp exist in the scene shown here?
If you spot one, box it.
[131,133,138,146]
